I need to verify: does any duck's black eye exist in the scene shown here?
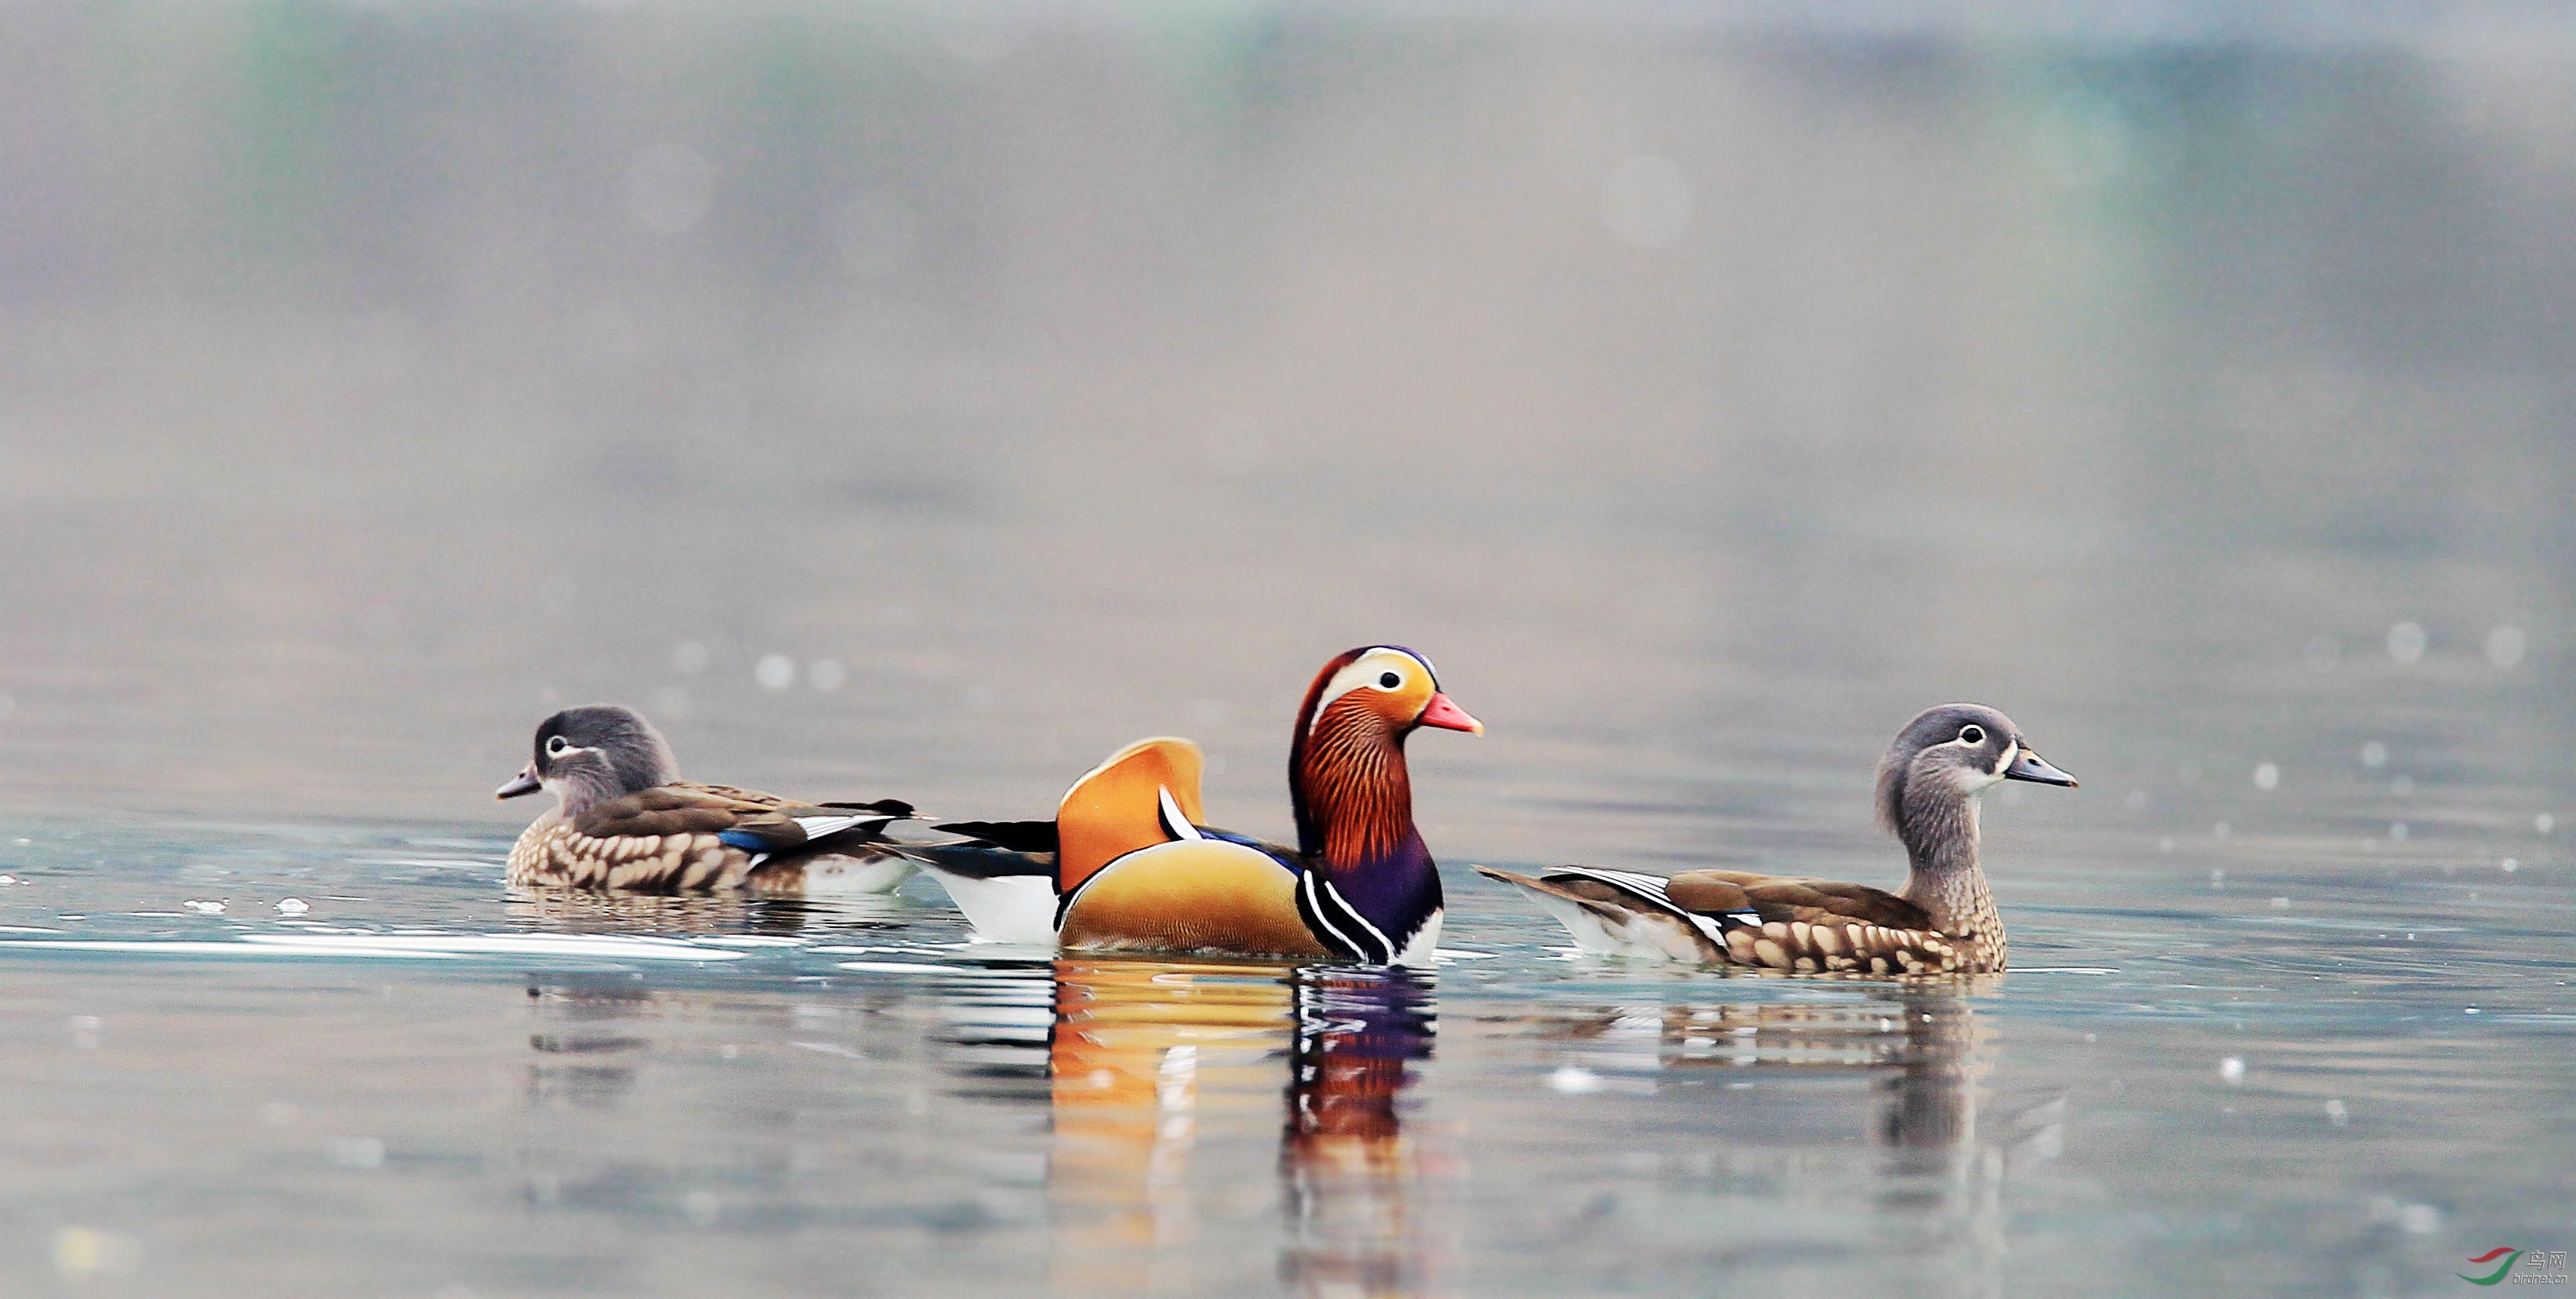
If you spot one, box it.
[545,735,571,756]
[1958,725,1985,746]
[1378,671,1401,689]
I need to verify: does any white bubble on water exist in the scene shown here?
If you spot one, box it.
[2325,1097,2349,1126]
[1599,155,1693,249]
[2386,620,2428,664]
[809,659,847,692]
[754,655,796,691]
[2360,740,2388,770]
[52,1228,139,1279]
[183,900,224,915]
[276,897,311,915]
[2538,813,2556,834]
[2486,624,2527,668]
[1549,1065,1604,1094]
[2269,896,2290,908]
[2502,859,2520,873]
[327,1136,386,1170]
[2389,821,2409,841]
[628,142,715,235]
[2218,1056,2245,1083]
[685,1190,721,1226]
[2253,762,2280,791]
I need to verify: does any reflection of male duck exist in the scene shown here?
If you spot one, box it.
[1038,960,1443,1298]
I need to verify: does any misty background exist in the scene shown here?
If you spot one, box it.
[1,2,2569,879]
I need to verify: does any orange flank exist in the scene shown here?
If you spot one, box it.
[1059,839,1332,958]
[1055,737,1208,895]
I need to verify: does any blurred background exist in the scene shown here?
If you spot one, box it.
[0,0,2568,874]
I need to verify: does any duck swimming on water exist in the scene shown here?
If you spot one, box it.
[914,646,1483,965]
[496,704,917,894]
[1479,704,2073,975]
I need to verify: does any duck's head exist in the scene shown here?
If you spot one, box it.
[1295,646,1483,748]
[1874,703,2075,833]
[495,704,679,812]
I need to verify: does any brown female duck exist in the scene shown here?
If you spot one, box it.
[1479,704,2074,974]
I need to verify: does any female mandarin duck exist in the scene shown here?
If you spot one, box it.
[1479,704,2073,974]
[917,646,1482,965]
[496,704,916,893]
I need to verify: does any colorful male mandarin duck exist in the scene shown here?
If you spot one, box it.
[1480,704,2073,975]
[916,646,1482,964]
[496,704,916,894]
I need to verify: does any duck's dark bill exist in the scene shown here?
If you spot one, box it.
[494,768,542,799]
[2005,749,2078,788]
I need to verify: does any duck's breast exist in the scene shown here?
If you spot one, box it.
[1059,839,1333,959]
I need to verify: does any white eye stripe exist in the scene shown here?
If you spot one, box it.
[1305,649,1433,733]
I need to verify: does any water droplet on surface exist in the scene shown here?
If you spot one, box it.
[2253,762,2280,791]
[2218,1057,2245,1083]
[2486,624,2527,668]
[1599,155,1692,249]
[1549,1064,1604,1094]
[2386,620,2428,664]
[755,655,796,691]
[2360,740,2387,769]
[52,1228,139,1279]
[628,142,715,235]
[685,1190,721,1226]
[326,1136,386,1170]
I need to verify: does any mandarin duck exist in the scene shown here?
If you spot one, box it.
[496,704,916,894]
[914,646,1481,964]
[1479,704,2073,974]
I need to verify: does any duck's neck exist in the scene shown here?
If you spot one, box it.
[1895,791,2002,944]
[1289,698,1443,943]
[554,766,655,823]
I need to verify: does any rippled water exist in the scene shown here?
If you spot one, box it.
[0,779,2567,1297]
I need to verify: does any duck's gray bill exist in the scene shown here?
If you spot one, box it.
[2005,748,2077,788]
[495,768,542,800]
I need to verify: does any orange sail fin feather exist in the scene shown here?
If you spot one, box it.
[1053,737,1207,895]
